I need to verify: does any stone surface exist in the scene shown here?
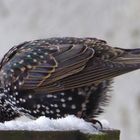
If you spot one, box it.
[0,130,120,140]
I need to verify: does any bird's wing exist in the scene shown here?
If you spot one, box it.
[38,57,138,93]
[36,46,140,93]
[0,42,94,90]
[22,44,94,89]
[1,38,140,93]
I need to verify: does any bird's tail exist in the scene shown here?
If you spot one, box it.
[87,48,140,83]
[57,48,140,89]
[42,48,140,92]
[114,48,140,66]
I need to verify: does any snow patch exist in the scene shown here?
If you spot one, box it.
[0,115,109,134]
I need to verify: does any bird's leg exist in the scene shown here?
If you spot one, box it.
[86,117,103,130]
[82,113,103,130]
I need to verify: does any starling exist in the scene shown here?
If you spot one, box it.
[0,37,140,122]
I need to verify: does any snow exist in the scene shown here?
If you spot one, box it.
[0,115,109,134]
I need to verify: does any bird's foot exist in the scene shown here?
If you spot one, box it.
[86,118,103,130]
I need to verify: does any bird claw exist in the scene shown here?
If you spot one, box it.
[86,118,103,130]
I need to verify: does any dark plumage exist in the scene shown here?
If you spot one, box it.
[0,37,140,122]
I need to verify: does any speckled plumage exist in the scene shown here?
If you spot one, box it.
[0,37,140,122]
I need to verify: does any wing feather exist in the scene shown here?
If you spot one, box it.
[40,58,138,93]
[20,44,94,89]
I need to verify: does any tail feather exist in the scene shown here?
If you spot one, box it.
[114,48,140,65]
[39,48,140,93]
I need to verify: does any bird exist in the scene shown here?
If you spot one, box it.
[0,37,140,123]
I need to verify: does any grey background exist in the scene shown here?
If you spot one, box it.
[0,0,140,139]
